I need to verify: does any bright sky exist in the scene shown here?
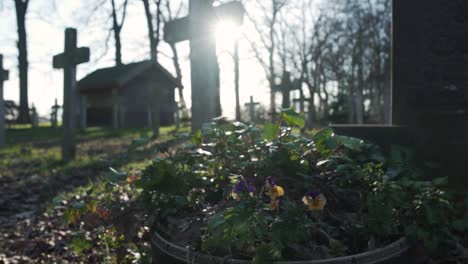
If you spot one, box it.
[0,0,273,120]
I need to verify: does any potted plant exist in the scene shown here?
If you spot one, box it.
[133,111,467,263]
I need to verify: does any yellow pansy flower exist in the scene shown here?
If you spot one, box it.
[302,191,327,211]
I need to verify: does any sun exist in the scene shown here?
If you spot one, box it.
[214,20,241,51]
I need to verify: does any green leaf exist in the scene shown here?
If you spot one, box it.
[253,243,280,264]
[263,122,280,141]
[280,109,305,128]
[70,234,92,254]
[337,135,364,151]
[452,220,468,232]
[191,130,202,145]
[432,177,448,187]
[108,167,127,183]
[316,160,330,167]
[207,213,225,232]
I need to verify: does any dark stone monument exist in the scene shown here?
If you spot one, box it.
[164,0,244,131]
[53,28,90,161]
[0,55,9,148]
[334,0,468,189]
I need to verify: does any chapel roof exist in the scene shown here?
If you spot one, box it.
[78,60,182,92]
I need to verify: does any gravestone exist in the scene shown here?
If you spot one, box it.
[0,55,9,148]
[30,104,38,127]
[334,0,468,189]
[277,72,294,109]
[293,90,307,114]
[53,28,90,161]
[51,98,60,128]
[244,96,259,123]
[164,0,244,131]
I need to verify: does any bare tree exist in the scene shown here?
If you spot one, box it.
[142,0,163,61]
[245,0,287,121]
[111,0,129,66]
[161,0,186,110]
[14,0,30,123]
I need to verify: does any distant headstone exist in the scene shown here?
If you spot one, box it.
[244,96,259,123]
[164,0,244,131]
[30,104,39,127]
[0,55,9,148]
[51,98,60,128]
[53,28,90,161]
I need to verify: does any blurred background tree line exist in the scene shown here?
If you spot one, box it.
[4,0,390,127]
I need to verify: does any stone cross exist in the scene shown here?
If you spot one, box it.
[164,0,244,131]
[0,55,9,148]
[53,28,90,161]
[51,98,60,128]
[244,96,259,123]
[274,71,294,109]
[293,92,307,113]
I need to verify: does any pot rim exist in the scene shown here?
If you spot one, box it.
[150,230,409,264]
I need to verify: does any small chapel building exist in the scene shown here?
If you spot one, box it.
[77,60,181,128]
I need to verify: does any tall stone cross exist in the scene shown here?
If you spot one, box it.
[53,28,90,161]
[164,0,244,131]
[0,55,9,148]
[244,96,259,123]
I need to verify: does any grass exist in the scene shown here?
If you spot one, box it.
[0,123,191,224]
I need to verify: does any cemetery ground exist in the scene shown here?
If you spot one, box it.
[0,124,186,263]
[0,119,468,264]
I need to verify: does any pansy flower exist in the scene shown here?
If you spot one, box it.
[231,178,256,199]
[302,191,327,211]
[265,176,285,210]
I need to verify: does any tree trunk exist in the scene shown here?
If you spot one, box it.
[15,0,30,124]
[355,63,364,124]
[111,0,128,66]
[383,57,391,124]
[234,40,241,121]
[142,0,157,61]
[169,43,187,114]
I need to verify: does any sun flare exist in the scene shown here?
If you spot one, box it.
[214,20,241,50]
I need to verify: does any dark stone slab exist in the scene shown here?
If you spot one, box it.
[334,0,468,189]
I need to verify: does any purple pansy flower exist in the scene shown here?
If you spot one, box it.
[232,178,256,194]
[305,191,320,199]
[266,176,275,187]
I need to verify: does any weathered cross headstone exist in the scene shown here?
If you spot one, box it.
[293,90,307,114]
[334,0,468,189]
[244,96,259,123]
[51,98,60,128]
[164,0,244,131]
[0,55,9,148]
[274,71,294,109]
[53,28,90,161]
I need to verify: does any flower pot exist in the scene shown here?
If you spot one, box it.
[150,231,409,264]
